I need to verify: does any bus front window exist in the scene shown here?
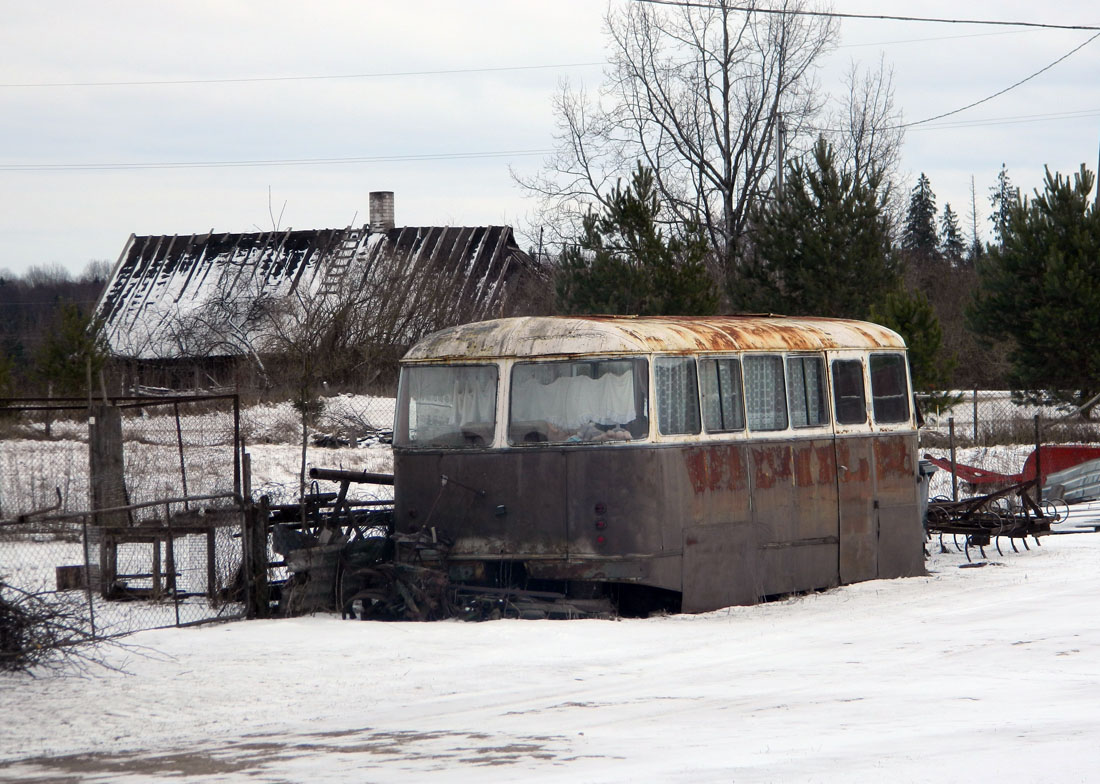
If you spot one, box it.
[509,359,649,444]
[396,364,498,448]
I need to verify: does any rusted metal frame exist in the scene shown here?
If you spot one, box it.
[0,491,242,528]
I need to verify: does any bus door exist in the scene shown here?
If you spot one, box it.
[829,351,878,584]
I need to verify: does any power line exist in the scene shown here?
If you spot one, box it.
[900,30,1100,128]
[0,149,553,173]
[0,62,604,89]
[916,108,1100,131]
[631,0,1100,31]
[837,30,1023,49]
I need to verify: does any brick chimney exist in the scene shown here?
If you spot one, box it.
[369,191,395,233]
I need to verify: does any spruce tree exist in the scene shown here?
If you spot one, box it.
[902,173,939,258]
[988,163,1019,246]
[939,203,965,262]
[733,138,898,319]
[970,164,1100,414]
[555,163,717,316]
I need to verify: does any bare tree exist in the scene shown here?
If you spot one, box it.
[826,55,903,192]
[516,0,838,291]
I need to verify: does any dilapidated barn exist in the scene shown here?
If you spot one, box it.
[93,192,546,390]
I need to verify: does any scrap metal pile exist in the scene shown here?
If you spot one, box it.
[272,468,613,621]
[924,477,1064,561]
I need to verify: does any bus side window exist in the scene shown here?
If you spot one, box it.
[655,357,701,435]
[744,355,788,431]
[787,355,829,428]
[831,359,867,425]
[869,353,910,423]
[700,357,745,432]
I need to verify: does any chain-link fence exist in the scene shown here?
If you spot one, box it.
[919,390,1100,502]
[1,394,241,521]
[0,395,249,637]
[0,504,246,638]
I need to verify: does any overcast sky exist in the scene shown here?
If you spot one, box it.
[1,0,1098,278]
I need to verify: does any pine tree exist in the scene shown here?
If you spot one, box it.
[34,303,109,396]
[555,163,717,316]
[988,163,1019,246]
[902,173,939,257]
[939,203,965,262]
[971,164,1100,414]
[733,138,898,319]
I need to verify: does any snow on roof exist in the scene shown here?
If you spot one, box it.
[402,314,907,361]
[95,225,539,360]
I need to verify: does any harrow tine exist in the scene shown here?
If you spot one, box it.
[964,537,972,563]
[1022,536,1030,551]
[1011,537,1019,553]
[953,533,962,552]
[978,542,986,559]
[995,536,1004,556]
[1033,535,1042,547]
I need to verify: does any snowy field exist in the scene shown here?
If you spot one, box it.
[3,517,1100,783]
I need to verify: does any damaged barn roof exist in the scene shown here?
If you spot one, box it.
[95,224,541,360]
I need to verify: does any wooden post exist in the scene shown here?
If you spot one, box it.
[248,496,271,618]
[88,405,129,527]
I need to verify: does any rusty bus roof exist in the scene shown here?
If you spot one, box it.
[402,315,906,361]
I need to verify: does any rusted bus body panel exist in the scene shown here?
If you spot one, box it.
[873,433,925,579]
[393,432,922,611]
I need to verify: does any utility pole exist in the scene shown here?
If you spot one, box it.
[774,113,787,196]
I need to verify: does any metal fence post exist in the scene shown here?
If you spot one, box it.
[949,416,958,502]
[1034,414,1043,508]
[81,516,97,638]
[972,388,979,445]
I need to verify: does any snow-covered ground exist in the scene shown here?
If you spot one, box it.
[3,516,1100,783]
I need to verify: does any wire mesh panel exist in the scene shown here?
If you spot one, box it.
[0,513,246,638]
[0,395,242,522]
[0,395,246,638]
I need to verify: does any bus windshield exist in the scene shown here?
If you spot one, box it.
[509,358,649,444]
[395,364,498,448]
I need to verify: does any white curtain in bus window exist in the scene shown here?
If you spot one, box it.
[700,357,745,432]
[744,355,788,431]
[655,357,701,435]
[831,359,867,424]
[404,365,497,447]
[509,359,648,443]
[786,355,829,428]
[870,353,910,423]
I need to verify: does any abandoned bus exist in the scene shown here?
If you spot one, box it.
[393,315,924,613]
